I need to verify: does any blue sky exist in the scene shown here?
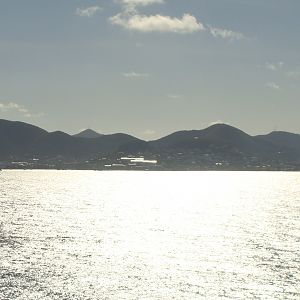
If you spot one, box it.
[0,0,299,139]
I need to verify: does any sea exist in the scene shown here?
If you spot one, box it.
[0,170,299,299]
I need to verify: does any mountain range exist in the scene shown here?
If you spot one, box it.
[1,119,300,170]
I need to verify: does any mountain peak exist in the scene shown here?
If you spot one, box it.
[73,129,103,139]
[206,123,243,131]
[204,123,249,137]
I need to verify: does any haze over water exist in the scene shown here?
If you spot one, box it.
[1,170,299,299]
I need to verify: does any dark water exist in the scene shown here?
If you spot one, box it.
[0,170,299,299]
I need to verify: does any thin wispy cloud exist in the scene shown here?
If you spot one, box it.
[209,27,244,40]
[135,42,143,47]
[167,94,183,99]
[0,102,44,118]
[266,82,280,90]
[120,0,164,6]
[76,6,102,17]
[209,120,228,126]
[118,0,164,13]
[143,129,156,136]
[265,61,284,71]
[286,71,300,78]
[122,72,149,78]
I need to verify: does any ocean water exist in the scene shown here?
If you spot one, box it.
[0,170,299,300]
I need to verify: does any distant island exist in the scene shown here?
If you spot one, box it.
[0,119,300,171]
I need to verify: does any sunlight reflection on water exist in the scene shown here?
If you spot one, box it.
[0,170,300,299]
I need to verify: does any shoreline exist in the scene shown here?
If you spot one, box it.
[2,168,300,172]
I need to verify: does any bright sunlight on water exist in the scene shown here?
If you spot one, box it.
[0,170,300,299]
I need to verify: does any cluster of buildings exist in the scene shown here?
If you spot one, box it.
[1,150,300,171]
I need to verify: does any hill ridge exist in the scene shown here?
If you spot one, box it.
[1,119,300,170]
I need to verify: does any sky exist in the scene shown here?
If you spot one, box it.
[0,0,299,140]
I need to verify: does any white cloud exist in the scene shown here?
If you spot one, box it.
[110,13,205,33]
[0,102,44,118]
[122,72,149,78]
[76,6,102,17]
[209,27,244,40]
[111,1,244,39]
[266,82,280,90]
[265,61,284,71]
